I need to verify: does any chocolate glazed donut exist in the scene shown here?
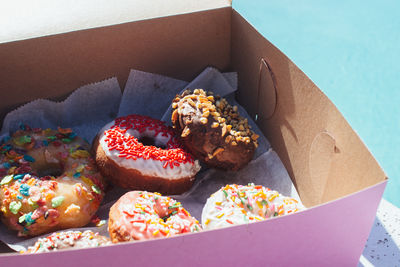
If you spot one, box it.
[171,89,259,171]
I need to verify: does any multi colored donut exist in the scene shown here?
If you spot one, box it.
[0,125,106,236]
[171,89,259,171]
[108,191,201,242]
[202,184,304,230]
[93,115,201,195]
[24,230,111,253]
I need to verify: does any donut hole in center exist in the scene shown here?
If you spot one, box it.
[36,163,64,178]
[138,136,167,149]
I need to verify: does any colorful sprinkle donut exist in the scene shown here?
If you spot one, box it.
[24,230,111,253]
[108,191,201,242]
[93,115,201,195]
[0,125,106,236]
[202,184,304,230]
[171,89,259,171]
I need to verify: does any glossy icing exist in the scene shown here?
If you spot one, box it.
[202,184,304,230]
[110,191,201,241]
[99,115,200,179]
[0,125,105,236]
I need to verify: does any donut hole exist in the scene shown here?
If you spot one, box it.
[36,163,64,178]
[138,136,167,149]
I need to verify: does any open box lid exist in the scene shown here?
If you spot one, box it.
[0,0,232,43]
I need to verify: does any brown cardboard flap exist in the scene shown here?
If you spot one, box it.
[231,10,386,207]
[309,132,336,204]
[0,7,231,123]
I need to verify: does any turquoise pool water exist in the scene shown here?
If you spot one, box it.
[234,0,400,206]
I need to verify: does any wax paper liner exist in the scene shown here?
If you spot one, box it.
[120,66,300,215]
[0,77,122,143]
[0,68,302,253]
[0,77,121,251]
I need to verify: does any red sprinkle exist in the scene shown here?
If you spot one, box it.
[52,140,62,147]
[104,115,194,169]
[91,215,100,224]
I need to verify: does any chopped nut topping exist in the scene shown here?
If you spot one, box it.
[171,109,178,123]
[200,117,208,124]
[211,122,219,128]
[172,88,259,147]
[188,98,196,108]
[181,127,191,137]
[202,110,210,118]
[212,147,224,157]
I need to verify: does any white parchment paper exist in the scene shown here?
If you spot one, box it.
[0,78,122,143]
[0,68,302,252]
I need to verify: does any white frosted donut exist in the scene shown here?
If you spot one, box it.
[0,125,106,236]
[94,115,201,195]
[202,184,304,230]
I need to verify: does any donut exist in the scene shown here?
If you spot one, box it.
[24,230,111,253]
[93,114,201,195]
[108,191,201,242]
[0,125,106,236]
[201,184,304,230]
[171,89,259,171]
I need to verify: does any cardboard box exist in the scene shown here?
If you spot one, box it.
[0,1,387,266]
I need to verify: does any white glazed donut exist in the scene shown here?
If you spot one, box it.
[202,184,304,230]
[93,114,201,195]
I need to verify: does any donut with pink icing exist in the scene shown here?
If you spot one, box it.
[93,115,201,195]
[108,191,201,242]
